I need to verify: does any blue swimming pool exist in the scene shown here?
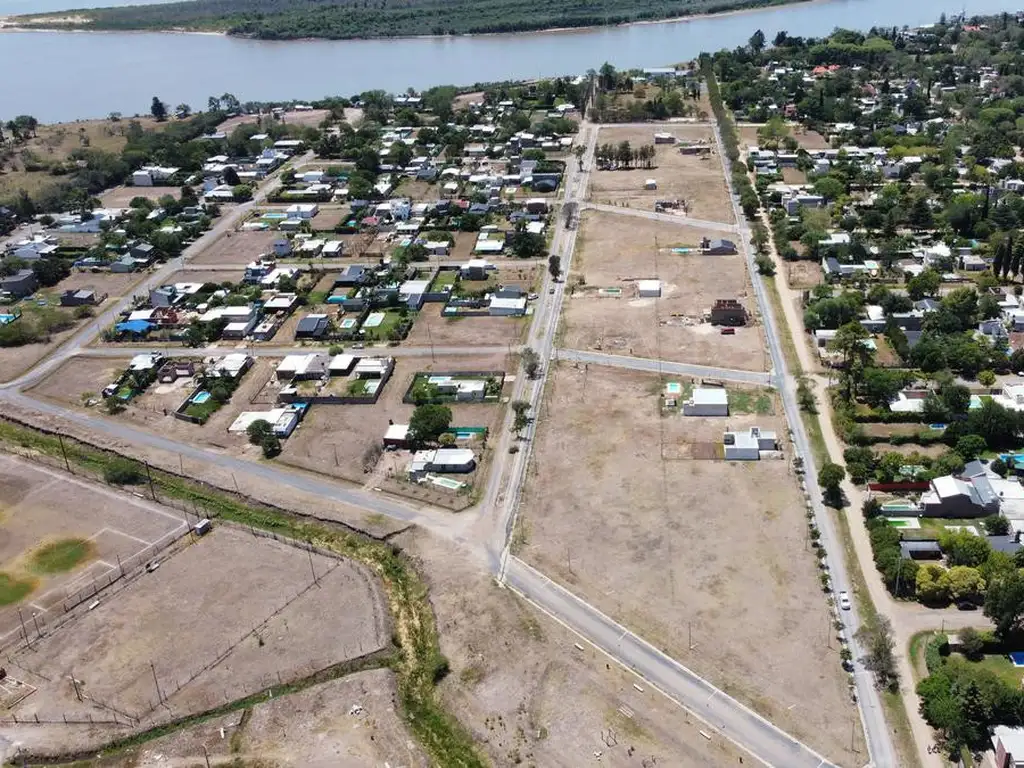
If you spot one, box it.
[192,391,211,404]
[0,314,17,325]
[1010,651,1024,667]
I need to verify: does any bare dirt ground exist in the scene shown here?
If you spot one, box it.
[782,166,807,184]
[738,124,830,151]
[217,109,329,134]
[405,305,528,348]
[34,669,427,768]
[189,230,278,266]
[162,268,244,287]
[99,186,179,208]
[281,354,510,485]
[589,125,734,224]
[308,205,348,232]
[562,211,766,371]
[0,316,92,385]
[401,530,750,767]
[516,363,862,766]
[56,269,148,299]
[0,454,187,647]
[788,260,824,290]
[8,525,387,723]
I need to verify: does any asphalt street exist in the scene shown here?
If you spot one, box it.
[554,348,773,386]
[505,558,836,768]
[712,120,897,767]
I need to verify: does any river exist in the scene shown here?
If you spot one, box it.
[1,0,1020,122]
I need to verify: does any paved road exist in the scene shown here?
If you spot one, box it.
[64,344,518,362]
[505,558,836,768]
[582,201,739,233]
[712,121,897,768]
[555,348,773,386]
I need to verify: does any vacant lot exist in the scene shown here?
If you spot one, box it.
[517,363,860,766]
[190,230,278,265]
[0,454,187,648]
[0,304,92,384]
[404,530,750,768]
[738,123,830,151]
[281,354,510,486]
[405,305,528,347]
[55,268,147,300]
[100,185,179,208]
[9,525,387,722]
[787,260,823,290]
[563,211,765,371]
[590,125,733,224]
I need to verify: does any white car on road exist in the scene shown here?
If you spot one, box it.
[838,591,852,611]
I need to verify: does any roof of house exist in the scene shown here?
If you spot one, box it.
[994,726,1024,760]
[384,423,410,441]
[296,314,329,334]
[277,353,327,375]
[691,387,728,406]
[899,540,942,557]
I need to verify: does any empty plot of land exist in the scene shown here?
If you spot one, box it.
[190,230,278,265]
[589,125,733,224]
[99,186,178,208]
[563,211,765,371]
[405,305,527,347]
[56,269,146,299]
[737,123,829,152]
[281,355,509,484]
[517,364,859,766]
[0,454,187,648]
[163,268,244,287]
[10,525,387,722]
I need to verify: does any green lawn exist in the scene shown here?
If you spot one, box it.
[0,572,36,605]
[30,538,95,574]
[905,518,985,540]
[946,653,1024,688]
[432,270,458,289]
[729,389,774,415]
[183,398,222,423]
[360,310,411,341]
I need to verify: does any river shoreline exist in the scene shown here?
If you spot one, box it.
[0,0,819,44]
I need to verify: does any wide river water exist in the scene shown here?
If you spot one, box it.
[1,0,1021,122]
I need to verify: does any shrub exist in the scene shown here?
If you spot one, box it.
[103,458,144,485]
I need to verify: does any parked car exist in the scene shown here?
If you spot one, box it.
[838,591,852,611]
[720,327,735,335]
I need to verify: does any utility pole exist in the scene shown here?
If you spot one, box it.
[144,462,157,502]
[308,549,318,586]
[151,661,163,704]
[57,433,71,474]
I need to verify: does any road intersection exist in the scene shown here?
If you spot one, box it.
[0,119,896,767]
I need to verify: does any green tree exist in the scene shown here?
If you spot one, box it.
[916,564,951,603]
[223,166,241,186]
[260,433,281,458]
[856,616,899,691]
[748,28,766,52]
[818,462,846,506]
[246,419,273,445]
[958,626,985,660]
[985,515,1011,535]
[827,322,873,400]
[511,400,531,434]
[150,96,168,121]
[944,566,986,603]
[977,369,996,387]
[955,434,987,462]
[907,268,941,300]
[409,404,453,444]
[521,347,540,378]
[548,254,561,281]
[103,457,144,485]
[984,568,1024,637]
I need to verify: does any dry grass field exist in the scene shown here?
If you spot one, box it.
[8,525,387,723]
[738,123,830,151]
[99,185,179,208]
[0,454,188,648]
[189,230,279,265]
[403,530,750,767]
[562,211,766,370]
[590,125,733,224]
[516,363,862,766]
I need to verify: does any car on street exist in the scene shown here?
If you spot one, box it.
[838,591,851,610]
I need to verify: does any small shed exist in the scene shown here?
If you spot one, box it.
[383,423,411,449]
[637,279,661,298]
[644,179,658,190]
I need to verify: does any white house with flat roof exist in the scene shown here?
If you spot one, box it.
[408,448,476,477]
[723,427,778,460]
[275,353,328,381]
[637,279,661,298]
[683,387,728,416]
[229,406,301,438]
[995,381,1024,411]
[488,296,527,316]
[209,353,251,379]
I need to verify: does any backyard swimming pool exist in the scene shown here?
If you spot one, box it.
[191,391,211,404]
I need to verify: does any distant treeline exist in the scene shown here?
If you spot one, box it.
[20,0,808,40]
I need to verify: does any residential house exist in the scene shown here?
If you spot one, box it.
[723,427,778,460]
[996,381,1024,411]
[637,280,661,298]
[460,259,493,280]
[889,389,929,413]
[229,405,303,438]
[275,353,329,381]
[294,314,331,339]
[920,474,1000,518]
[353,357,394,379]
[329,354,358,376]
[709,299,747,326]
[0,269,37,299]
[978,319,1009,342]
[488,296,527,316]
[408,448,476,477]
[208,353,252,380]
[157,360,196,383]
[383,423,412,449]
[682,388,729,417]
[198,305,259,339]
[701,238,737,255]
[424,376,487,402]
[783,193,825,214]
[59,288,97,307]
[993,725,1024,768]
[129,352,164,372]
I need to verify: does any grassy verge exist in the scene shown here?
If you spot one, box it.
[0,417,485,768]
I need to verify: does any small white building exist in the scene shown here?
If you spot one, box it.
[488,296,527,316]
[285,203,318,220]
[683,387,729,417]
[637,279,661,298]
[228,406,301,438]
[723,427,778,460]
[329,354,357,376]
[408,448,476,477]
[644,179,658,190]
